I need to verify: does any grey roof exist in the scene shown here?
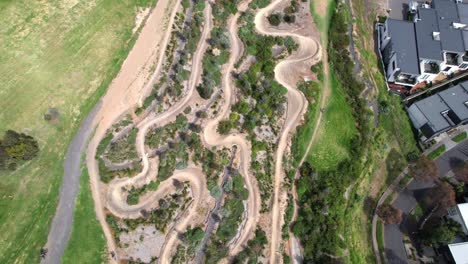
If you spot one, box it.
[439,83,468,120]
[408,80,468,139]
[458,3,468,48]
[433,0,465,53]
[408,94,451,136]
[415,8,443,61]
[387,19,420,75]
[458,2,468,24]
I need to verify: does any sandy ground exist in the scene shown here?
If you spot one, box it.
[86,0,181,262]
[254,0,323,263]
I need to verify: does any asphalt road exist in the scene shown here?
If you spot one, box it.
[41,102,101,264]
[384,139,468,264]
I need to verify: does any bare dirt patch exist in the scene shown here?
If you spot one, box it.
[314,0,330,17]
[118,225,165,263]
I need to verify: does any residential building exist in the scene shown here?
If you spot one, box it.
[378,0,468,93]
[448,242,468,264]
[447,203,468,235]
[407,81,468,141]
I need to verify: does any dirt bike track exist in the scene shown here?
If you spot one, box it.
[79,0,326,262]
[86,0,182,261]
[254,0,323,262]
[201,0,261,256]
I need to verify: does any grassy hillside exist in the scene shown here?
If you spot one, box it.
[0,0,153,262]
[308,71,357,171]
[292,0,418,262]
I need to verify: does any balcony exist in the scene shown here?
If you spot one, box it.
[423,62,440,74]
[463,51,468,62]
[446,52,460,66]
[396,73,416,85]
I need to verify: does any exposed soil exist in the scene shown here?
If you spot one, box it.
[86,0,182,261]
[254,0,323,262]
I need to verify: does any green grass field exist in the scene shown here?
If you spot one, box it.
[305,0,357,171]
[62,164,106,263]
[307,71,358,171]
[0,1,153,262]
[291,81,322,166]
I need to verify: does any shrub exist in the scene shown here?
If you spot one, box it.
[267,13,282,26]
[217,120,235,134]
[0,130,39,170]
[283,14,296,24]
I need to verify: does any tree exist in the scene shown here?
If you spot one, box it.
[409,156,439,182]
[267,13,281,26]
[377,204,403,224]
[0,130,39,170]
[283,14,296,24]
[420,182,456,228]
[424,182,456,211]
[419,219,461,246]
[454,162,468,184]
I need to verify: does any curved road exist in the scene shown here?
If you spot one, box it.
[375,139,468,264]
[41,103,101,264]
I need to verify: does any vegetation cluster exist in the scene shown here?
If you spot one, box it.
[0,130,39,171]
[292,2,374,261]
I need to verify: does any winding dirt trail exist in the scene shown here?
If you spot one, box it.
[104,4,213,262]
[254,1,322,263]
[200,0,261,257]
[86,0,182,262]
[85,0,325,262]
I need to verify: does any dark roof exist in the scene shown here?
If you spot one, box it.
[458,3,468,48]
[387,19,420,75]
[408,94,451,134]
[433,0,465,53]
[439,83,468,120]
[458,3,468,24]
[408,80,468,139]
[415,8,443,61]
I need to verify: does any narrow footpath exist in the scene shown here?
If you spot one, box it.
[41,103,101,264]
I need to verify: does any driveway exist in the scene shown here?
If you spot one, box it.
[436,139,468,176]
[383,139,468,264]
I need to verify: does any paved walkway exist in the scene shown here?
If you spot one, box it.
[42,102,101,264]
[373,138,468,264]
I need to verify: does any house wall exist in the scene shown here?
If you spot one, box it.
[386,54,399,82]
[380,22,391,51]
